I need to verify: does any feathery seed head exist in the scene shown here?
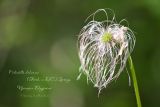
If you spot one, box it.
[77,9,136,94]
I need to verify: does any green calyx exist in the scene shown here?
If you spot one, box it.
[102,32,112,42]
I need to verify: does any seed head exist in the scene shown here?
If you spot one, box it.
[77,9,136,94]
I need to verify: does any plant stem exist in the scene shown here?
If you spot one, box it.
[128,56,142,107]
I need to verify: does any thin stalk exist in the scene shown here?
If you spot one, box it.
[128,56,142,107]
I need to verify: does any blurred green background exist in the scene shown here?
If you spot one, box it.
[0,0,160,107]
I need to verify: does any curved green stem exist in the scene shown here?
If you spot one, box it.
[128,56,142,107]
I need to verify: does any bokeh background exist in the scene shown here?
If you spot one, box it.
[0,0,160,107]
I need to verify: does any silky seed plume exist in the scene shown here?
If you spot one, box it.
[77,9,136,94]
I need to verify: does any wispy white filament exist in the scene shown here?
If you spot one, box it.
[77,9,135,93]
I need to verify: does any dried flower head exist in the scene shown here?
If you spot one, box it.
[77,9,135,93]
